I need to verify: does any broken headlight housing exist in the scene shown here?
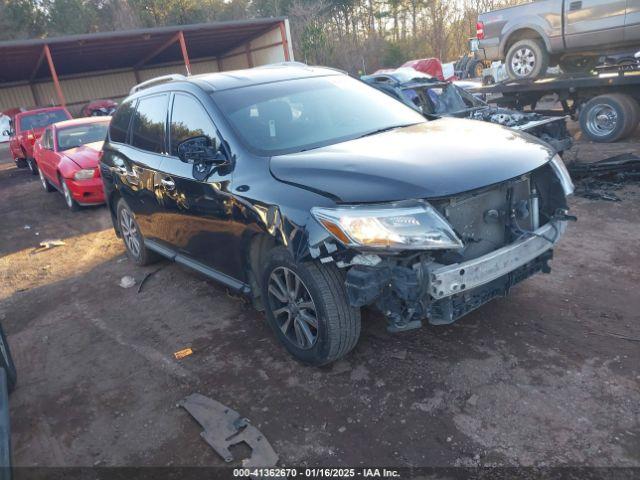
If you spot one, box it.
[549,154,574,196]
[311,201,463,250]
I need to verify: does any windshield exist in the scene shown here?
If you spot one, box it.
[212,75,425,155]
[57,122,109,151]
[19,110,69,131]
[401,83,485,116]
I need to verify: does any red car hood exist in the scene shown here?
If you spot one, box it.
[63,141,103,169]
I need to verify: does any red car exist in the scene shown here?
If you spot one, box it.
[80,99,117,117]
[5,106,72,174]
[401,58,446,81]
[33,117,110,210]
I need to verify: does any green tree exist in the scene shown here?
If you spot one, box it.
[0,0,45,40]
[44,0,98,35]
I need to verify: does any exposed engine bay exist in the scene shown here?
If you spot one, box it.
[471,107,550,127]
[470,107,573,153]
[307,160,576,333]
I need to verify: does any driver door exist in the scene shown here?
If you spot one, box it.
[154,92,240,279]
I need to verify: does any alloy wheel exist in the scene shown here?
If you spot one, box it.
[586,104,618,137]
[512,47,535,77]
[38,168,48,190]
[62,180,74,208]
[267,267,318,350]
[119,208,141,258]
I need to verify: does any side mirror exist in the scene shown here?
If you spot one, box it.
[176,135,227,165]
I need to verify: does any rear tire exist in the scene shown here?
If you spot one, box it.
[579,94,635,143]
[505,39,549,80]
[38,167,55,192]
[467,59,484,79]
[261,247,361,366]
[621,96,640,138]
[116,199,160,266]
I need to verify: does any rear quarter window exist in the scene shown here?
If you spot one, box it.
[109,100,136,144]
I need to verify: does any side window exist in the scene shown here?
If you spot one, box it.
[131,94,168,154]
[169,93,219,157]
[109,100,135,144]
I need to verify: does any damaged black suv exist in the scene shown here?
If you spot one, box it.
[101,63,575,366]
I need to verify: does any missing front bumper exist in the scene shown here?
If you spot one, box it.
[429,221,566,299]
[345,221,566,330]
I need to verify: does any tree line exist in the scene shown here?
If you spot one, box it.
[0,0,525,73]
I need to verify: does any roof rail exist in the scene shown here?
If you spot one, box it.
[129,74,187,95]
[257,61,309,69]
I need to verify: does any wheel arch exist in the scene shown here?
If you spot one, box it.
[501,27,549,57]
[242,208,329,308]
[108,189,123,237]
[245,232,280,310]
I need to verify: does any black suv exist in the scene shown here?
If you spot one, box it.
[101,63,575,365]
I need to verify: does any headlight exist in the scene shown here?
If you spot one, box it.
[549,154,574,196]
[74,168,95,180]
[311,200,463,250]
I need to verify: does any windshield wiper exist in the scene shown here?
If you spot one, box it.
[358,123,418,139]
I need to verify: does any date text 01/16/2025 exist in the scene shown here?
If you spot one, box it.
[233,468,401,478]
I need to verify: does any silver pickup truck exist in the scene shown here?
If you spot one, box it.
[477,0,640,79]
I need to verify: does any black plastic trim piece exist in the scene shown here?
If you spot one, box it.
[145,239,250,294]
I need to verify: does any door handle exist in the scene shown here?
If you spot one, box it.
[569,1,582,10]
[161,178,175,191]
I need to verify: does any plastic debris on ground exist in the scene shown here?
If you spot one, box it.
[568,153,640,201]
[118,276,136,289]
[179,393,278,467]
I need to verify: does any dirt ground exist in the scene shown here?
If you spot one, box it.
[0,122,639,469]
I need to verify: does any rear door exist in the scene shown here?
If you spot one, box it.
[626,0,640,41]
[564,0,626,49]
[154,92,240,278]
[104,95,169,242]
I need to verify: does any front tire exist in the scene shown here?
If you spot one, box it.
[261,248,361,366]
[505,39,549,80]
[116,199,159,266]
[38,167,55,192]
[61,177,79,211]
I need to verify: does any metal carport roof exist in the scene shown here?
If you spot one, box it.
[0,18,288,84]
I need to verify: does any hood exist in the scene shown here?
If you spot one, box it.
[270,118,554,203]
[63,141,103,169]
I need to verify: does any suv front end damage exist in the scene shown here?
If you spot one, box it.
[307,157,575,332]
